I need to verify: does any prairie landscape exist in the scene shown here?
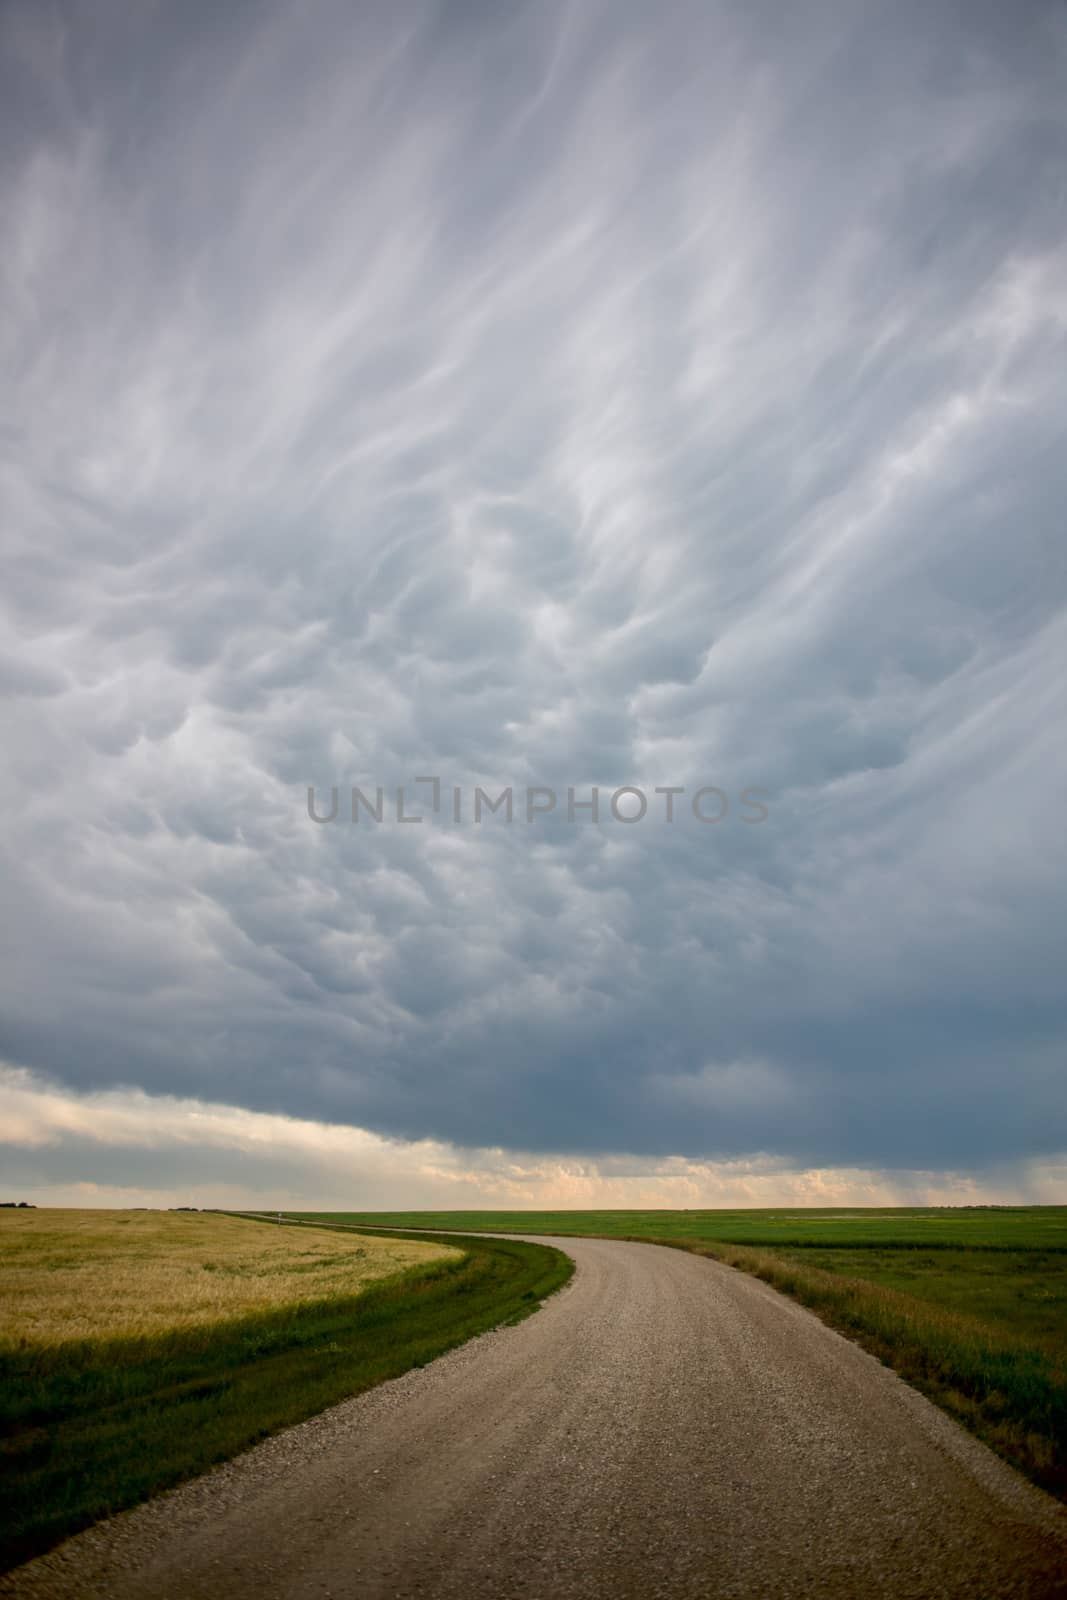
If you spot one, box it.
[4,1,1067,1591]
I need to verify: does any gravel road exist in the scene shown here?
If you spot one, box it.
[3,1235,1065,1600]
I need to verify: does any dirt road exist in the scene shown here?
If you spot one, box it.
[4,1235,1065,1599]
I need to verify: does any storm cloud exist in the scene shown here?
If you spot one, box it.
[2,0,1066,1197]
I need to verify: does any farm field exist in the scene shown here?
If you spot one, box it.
[0,1208,457,1343]
[0,1210,572,1570]
[298,1207,1067,1498]
[292,1205,1067,1250]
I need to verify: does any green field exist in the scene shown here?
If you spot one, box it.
[292,1206,1067,1250]
[0,1213,572,1571]
[296,1208,1067,1499]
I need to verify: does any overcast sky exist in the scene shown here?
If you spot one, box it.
[2,0,1066,1209]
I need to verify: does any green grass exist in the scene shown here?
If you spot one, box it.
[771,1247,1067,1348]
[0,1218,572,1572]
[303,1208,1067,1499]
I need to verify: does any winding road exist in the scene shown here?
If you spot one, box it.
[4,1235,1065,1599]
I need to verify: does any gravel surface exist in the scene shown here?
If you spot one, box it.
[3,1235,1065,1599]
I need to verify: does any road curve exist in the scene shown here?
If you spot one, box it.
[3,1235,1065,1600]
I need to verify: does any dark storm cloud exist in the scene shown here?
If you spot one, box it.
[2,0,1066,1176]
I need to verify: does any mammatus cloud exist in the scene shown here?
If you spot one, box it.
[3,1065,1064,1211]
[1,1,1066,1192]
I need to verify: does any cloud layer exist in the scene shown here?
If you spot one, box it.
[5,1064,1065,1211]
[2,0,1066,1192]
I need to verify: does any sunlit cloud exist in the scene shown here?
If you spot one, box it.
[3,1064,1063,1212]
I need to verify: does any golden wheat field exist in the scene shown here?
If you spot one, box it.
[0,1209,458,1345]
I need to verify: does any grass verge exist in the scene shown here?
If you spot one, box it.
[0,1218,572,1572]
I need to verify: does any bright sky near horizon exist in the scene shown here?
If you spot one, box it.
[2,0,1066,1208]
